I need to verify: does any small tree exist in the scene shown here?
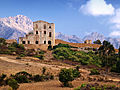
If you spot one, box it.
[119,46,120,58]
[0,38,6,45]
[59,68,80,87]
[93,40,101,45]
[8,79,19,90]
[59,68,74,87]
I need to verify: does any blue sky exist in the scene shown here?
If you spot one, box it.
[0,0,120,38]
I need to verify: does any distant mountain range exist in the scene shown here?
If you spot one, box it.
[0,15,120,48]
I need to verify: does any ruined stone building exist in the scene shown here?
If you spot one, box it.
[84,40,92,44]
[19,20,55,47]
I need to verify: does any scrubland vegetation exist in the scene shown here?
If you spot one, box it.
[0,67,54,90]
[1,38,120,89]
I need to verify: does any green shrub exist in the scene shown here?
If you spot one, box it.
[42,67,46,75]
[81,84,86,87]
[0,38,6,45]
[39,51,45,54]
[0,74,6,86]
[0,74,6,81]
[90,87,96,90]
[72,69,80,78]
[53,43,76,49]
[14,71,32,83]
[59,68,80,87]
[50,74,54,80]
[90,69,100,75]
[48,45,53,50]
[33,74,44,82]
[34,55,44,60]
[75,65,80,71]
[59,68,74,87]
[74,86,81,90]
[15,75,29,83]
[19,54,25,57]
[8,79,19,90]
[16,56,21,59]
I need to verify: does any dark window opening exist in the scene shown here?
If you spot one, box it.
[49,32,51,37]
[36,41,39,44]
[22,41,25,44]
[44,41,46,44]
[48,41,51,45]
[49,26,51,28]
[28,41,30,44]
[44,31,46,34]
[36,31,38,34]
[44,24,46,29]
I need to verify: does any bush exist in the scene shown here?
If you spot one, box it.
[0,74,6,86]
[33,74,44,82]
[59,68,74,87]
[75,65,80,71]
[34,55,44,60]
[48,45,53,50]
[15,75,30,83]
[53,43,76,49]
[59,68,80,87]
[16,56,21,59]
[8,79,19,90]
[14,71,32,83]
[89,69,100,75]
[19,54,25,57]
[42,67,46,75]
[72,69,80,78]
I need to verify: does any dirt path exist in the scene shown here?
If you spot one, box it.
[0,56,72,71]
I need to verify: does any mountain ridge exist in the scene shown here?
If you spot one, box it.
[0,15,120,48]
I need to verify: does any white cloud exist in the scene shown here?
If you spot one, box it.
[110,9,120,29]
[109,31,120,37]
[79,0,115,16]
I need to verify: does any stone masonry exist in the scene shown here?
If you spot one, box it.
[19,20,55,46]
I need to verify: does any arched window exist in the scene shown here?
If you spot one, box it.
[48,41,51,45]
[36,24,38,29]
[35,41,39,44]
[22,41,25,44]
[49,26,51,28]
[44,41,46,44]
[44,31,46,34]
[49,32,51,37]
[36,31,38,34]
[28,41,30,44]
[44,24,46,29]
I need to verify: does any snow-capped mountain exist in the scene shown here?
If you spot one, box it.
[55,32,82,43]
[0,15,120,48]
[82,32,120,49]
[0,15,33,40]
[83,32,105,42]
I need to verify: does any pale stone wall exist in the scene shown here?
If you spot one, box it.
[84,40,92,44]
[19,20,55,47]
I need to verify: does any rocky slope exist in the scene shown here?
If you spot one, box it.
[0,15,32,40]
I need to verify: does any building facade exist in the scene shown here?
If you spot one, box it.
[84,40,92,44]
[19,20,55,46]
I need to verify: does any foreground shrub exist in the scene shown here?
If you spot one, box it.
[0,74,7,86]
[89,69,100,75]
[74,83,119,90]
[33,74,44,82]
[16,56,21,59]
[13,71,32,83]
[8,79,19,90]
[34,55,44,60]
[59,68,80,87]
